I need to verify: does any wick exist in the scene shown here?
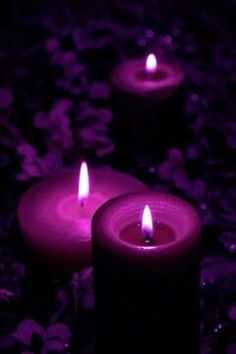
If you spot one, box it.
[145,71,155,81]
[143,230,153,244]
[79,199,85,208]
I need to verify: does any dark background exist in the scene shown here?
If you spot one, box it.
[0,1,236,353]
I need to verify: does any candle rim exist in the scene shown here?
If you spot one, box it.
[17,167,148,253]
[92,192,201,260]
[111,59,184,98]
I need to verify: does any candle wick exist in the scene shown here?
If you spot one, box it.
[145,71,154,80]
[143,230,152,244]
[80,199,85,207]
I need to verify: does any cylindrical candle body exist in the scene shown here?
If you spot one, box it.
[17,167,147,270]
[111,59,188,166]
[92,192,201,354]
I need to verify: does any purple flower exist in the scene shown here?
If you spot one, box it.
[0,289,13,303]
[89,82,110,100]
[167,147,185,167]
[45,38,60,53]
[0,258,25,300]
[228,304,236,322]
[16,141,64,180]
[34,99,74,151]
[76,105,113,156]
[0,88,13,109]
[227,344,236,354]
[65,63,85,80]
[172,169,191,190]
[71,267,94,311]
[14,320,71,353]
[14,320,44,347]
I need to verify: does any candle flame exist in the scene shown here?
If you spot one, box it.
[141,205,153,241]
[145,53,157,74]
[78,161,89,206]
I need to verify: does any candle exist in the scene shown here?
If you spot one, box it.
[17,164,147,270]
[111,54,187,166]
[112,53,184,99]
[92,192,201,354]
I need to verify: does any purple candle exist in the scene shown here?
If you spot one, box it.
[17,163,147,270]
[111,53,184,99]
[92,192,201,354]
[111,54,187,163]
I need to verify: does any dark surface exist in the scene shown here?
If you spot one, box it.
[0,1,236,353]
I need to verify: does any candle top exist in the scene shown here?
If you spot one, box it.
[120,221,175,246]
[18,166,147,231]
[111,57,184,99]
[18,166,147,268]
[92,192,200,263]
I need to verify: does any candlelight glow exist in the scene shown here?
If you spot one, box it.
[141,205,153,240]
[78,161,89,206]
[145,53,157,74]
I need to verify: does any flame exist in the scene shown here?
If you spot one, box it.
[141,205,153,239]
[78,161,89,206]
[145,53,157,74]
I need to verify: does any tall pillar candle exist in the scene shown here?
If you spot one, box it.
[92,192,201,354]
[17,164,147,271]
[111,54,187,166]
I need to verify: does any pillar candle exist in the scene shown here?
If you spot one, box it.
[92,192,201,354]
[17,165,147,270]
[111,54,187,166]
